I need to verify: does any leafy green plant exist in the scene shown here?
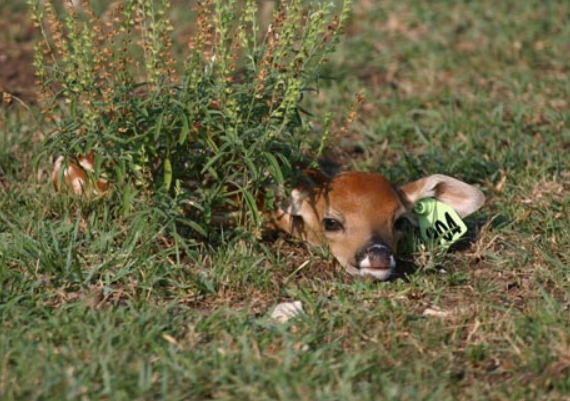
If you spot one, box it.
[30,0,353,237]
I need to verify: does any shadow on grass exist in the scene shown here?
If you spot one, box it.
[392,212,510,282]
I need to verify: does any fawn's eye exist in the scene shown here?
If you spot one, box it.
[322,218,343,232]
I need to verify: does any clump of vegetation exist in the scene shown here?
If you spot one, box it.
[29,0,353,237]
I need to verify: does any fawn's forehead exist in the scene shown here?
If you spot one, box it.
[325,173,404,217]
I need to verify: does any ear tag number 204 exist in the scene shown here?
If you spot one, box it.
[413,198,468,249]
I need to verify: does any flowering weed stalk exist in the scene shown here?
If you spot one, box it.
[30,0,353,236]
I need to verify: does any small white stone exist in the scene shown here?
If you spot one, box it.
[270,301,304,323]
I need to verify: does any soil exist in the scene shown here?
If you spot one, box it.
[0,10,38,106]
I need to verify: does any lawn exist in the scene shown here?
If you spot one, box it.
[1,0,570,400]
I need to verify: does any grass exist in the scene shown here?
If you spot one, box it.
[2,0,570,399]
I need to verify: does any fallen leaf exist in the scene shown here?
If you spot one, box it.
[422,305,450,318]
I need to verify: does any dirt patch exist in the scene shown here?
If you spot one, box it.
[0,11,38,105]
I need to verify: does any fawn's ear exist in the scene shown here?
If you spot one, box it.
[399,174,485,217]
[280,169,331,216]
[282,188,308,216]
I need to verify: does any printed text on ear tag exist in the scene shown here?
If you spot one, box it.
[413,198,468,249]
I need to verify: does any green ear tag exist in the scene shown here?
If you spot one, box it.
[413,198,468,249]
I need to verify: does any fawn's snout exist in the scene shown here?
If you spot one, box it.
[353,242,396,280]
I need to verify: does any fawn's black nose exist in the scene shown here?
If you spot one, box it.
[356,243,395,271]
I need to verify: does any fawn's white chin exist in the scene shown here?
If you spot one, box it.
[344,262,394,280]
[355,253,396,280]
[358,267,393,280]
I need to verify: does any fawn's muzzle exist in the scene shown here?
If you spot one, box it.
[355,242,396,280]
